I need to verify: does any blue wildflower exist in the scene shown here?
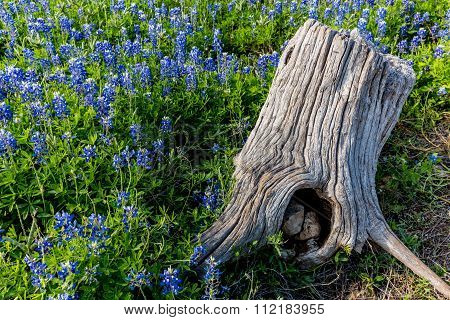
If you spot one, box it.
[58,261,79,280]
[211,143,221,153]
[24,255,52,288]
[160,117,172,133]
[202,256,223,300]
[52,92,69,118]
[68,57,87,89]
[117,191,130,207]
[81,145,97,162]
[122,205,138,232]
[30,131,47,163]
[434,46,444,58]
[160,267,182,296]
[54,210,81,241]
[136,148,153,169]
[190,245,206,266]
[152,139,165,161]
[85,213,110,255]
[127,269,152,290]
[34,237,53,255]
[212,29,223,56]
[397,40,408,54]
[428,153,438,163]
[0,129,16,157]
[437,87,447,96]
[194,179,221,211]
[185,65,197,91]
[204,57,216,72]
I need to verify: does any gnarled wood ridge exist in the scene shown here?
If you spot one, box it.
[198,19,450,298]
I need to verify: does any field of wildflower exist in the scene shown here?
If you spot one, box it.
[0,0,448,300]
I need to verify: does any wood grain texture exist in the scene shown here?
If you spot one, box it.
[198,19,450,298]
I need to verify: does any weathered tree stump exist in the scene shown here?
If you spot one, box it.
[198,20,450,298]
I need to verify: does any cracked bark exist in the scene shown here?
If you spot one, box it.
[198,19,450,298]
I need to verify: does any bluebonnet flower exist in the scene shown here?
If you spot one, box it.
[160,267,182,296]
[0,102,13,124]
[34,237,53,255]
[29,101,49,122]
[55,293,78,300]
[134,63,152,88]
[175,31,187,64]
[136,148,153,169]
[69,57,87,89]
[269,52,279,68]
[30,131,47,163]
[202,256,223,300]
[160,117,172,133]
[377,20,387,37]
[23,48,34,63]
[257,54,269,79]
[417,28,427,40]
[0,130,16,158]
[185,65,197,91]
[275,1,283,14]
[20,81,43,102]
[290,1,298,13]
[113,146,136,170]
[208,3,221,22]
[85,213,110,255]
[377,7,387,21]
[212,29,223,56]
[110,0,126,13]
[194,179,221,211]
[59,15,72,33]
[54,210,81,241]
[190,47,203,65]
[399,25,408,38]
[130,124,142,144]
[122,205,138,232]
[242,66,251,74]
[160,56,175,79]
[397,40,408,54]
[211,143,221,153]
[127,269,152,290]
[152,139,165,161]
[117,191,130,207]
[58,261,79,280]
[190,245,206,266]
[308,7,318,20]
[437,87,447,96]
[24,255,52,288]
[409,35,421,51]
[81,145,97,162]
[434,46,444,58]
[431,24,440,38]
[204,57,216,72]
[428,153,438,163]
[82,23,94,39]
[357,18,368,33]
[123,39,142,58]
[52,92,69,118]
[28,17,53,35]
[59,44,76,60]
[0,227,5,242]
